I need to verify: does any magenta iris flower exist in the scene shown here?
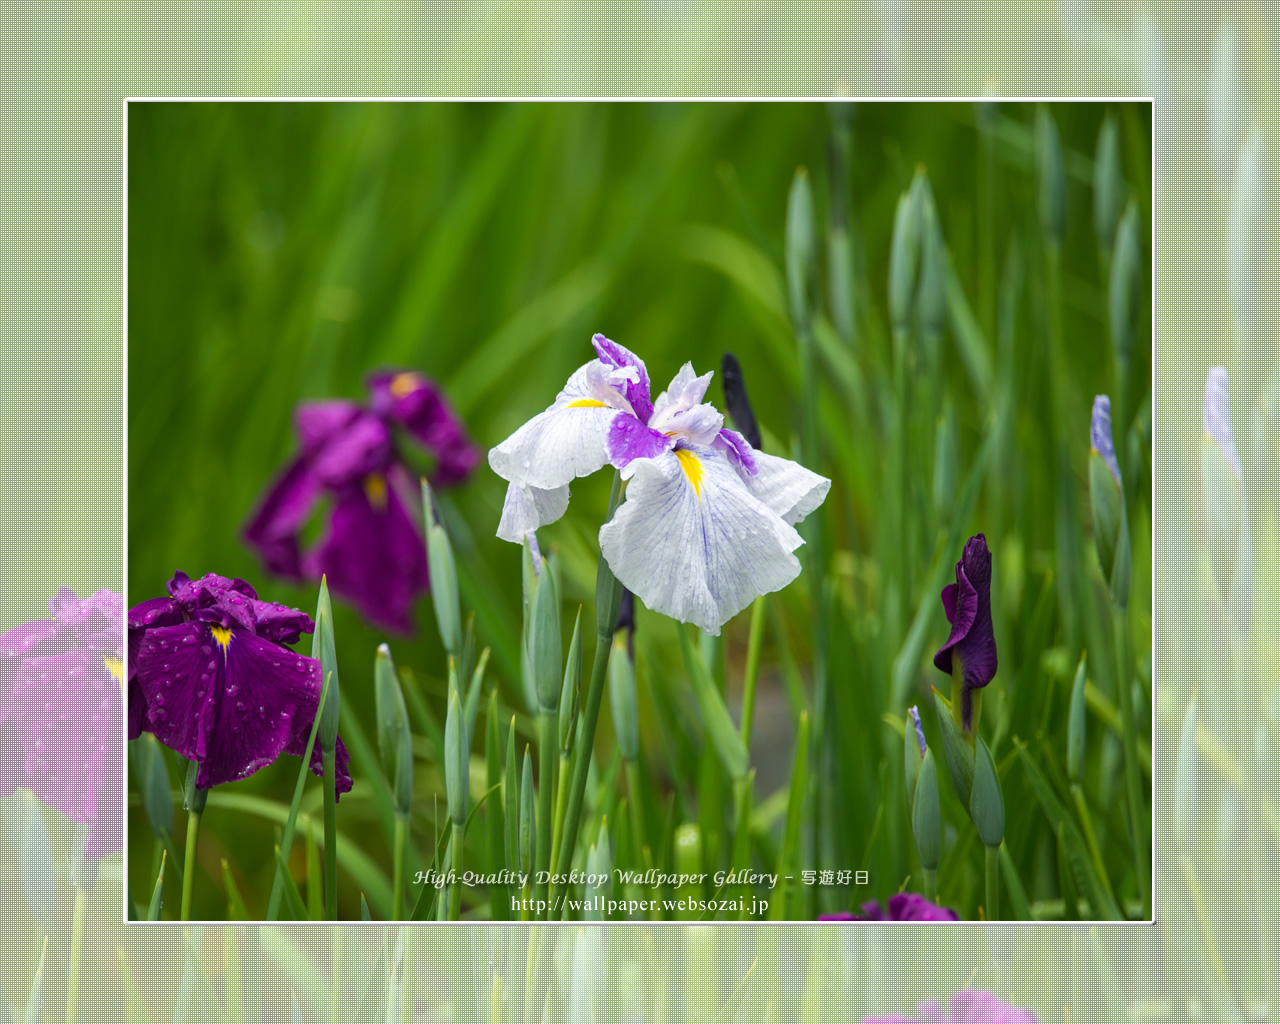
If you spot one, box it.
[933,533,998,733]
[244,370,479,633]
[128,572,352,795]
[863,990,1039,1023]
[1,587,125,861]
[820,892,959,922]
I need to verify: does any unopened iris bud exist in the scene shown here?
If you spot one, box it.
[721,352,762,451]
[530,551,563,713]
[912,748,941,872]
[586,819,612,921]
[559,608,583,755]
[313,576,341,754]
[1093,112,1125,253]
[422,479,462,657]
[182,758,208,814]
[375,643,414,816]
[888,179,923,333]
[1036,106,1066,246]
[969,735,1005,849]
[1202,367,1252,629]
[915,172,947,336]
[519,746,535,875]
[786,167,817,333]
[1109,201,1141,366]
[932,401,958,523]
[1067,653,1087,784]
[1174,699,1198,848]
[904,704,926,811]
[504,717,519,874]
[445,682,469,826]
[1089,396,1131,607]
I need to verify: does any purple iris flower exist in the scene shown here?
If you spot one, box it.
[820,892,959,922]
[1,587,125,862]
[933,533,998,733]
[863,991,1039,1023]
[129,571,353,796]
[244,370,480,634]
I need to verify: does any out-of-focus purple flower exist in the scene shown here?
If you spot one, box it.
[129,571,352,795]
[933,533,997,734]
[863,990,1039,1023]
[244,370,479,633]
[0,587,125,861]
[1203,366,1241,479]
[819,892,958,922]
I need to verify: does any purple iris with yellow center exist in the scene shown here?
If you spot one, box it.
[244,370,479,633]
[1,587,125,863]
[934,533,997,735]
[128,571,352,795]
[820,892,959,922]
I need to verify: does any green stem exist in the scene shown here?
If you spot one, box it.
[449,821,464,920]
[535,710,556,916]
[392,813,408,920]
[547,754,570,889]
[625,759,649,868]
[923,867,937,905]
[985,844,999,921]
[739,596,766,750]
[180,808,202,921]
[550,626,614,906]
[66,884,87,1023]
[323,746,338,920]
[1112,601,1151,919]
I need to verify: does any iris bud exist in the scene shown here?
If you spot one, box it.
[530,551,563,713]
[422,479,462,657]
[888,181,923,333]
[785,167,817,333]
[912,748,942,871]
[1036,106,1066,246]
[312,576,341,753]
[609,631,639,762]
[445,681,469,826]
[969,735,1005,849]
[1067,653,1087,784]
[559,608,584,754]
[1109,201,1141,366]
[1093,113,1125,253]
[1202,367,1252,630]
[519,746,535,875]
[375,643,414,817]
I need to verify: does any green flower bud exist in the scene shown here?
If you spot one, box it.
[1036,106,1066,246]
[519,746,535,875]
[530,552,563,712]
[888,183,922,333]
[932,688,975,809]
[969,735,1005,848]
[1093,112,1125,252]
[916,173,948,336]
[134,732,173,840]
[912,748,942,871]
[504,717,519,875]
[182,757,207,814]
[312,576,341,753]
[445,682,469,826]
[1109,201,1141,366]
[375,643,414,816]
[904,705,925,813]
[1090,395,1131,608]
[785,166,817,333]
[422,479,462,657]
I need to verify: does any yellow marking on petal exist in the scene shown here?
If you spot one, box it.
[675,448,704,499]
[389,371,422,398]
[566,398,608,408]
[211,626,233,655]
[102,655,123,684]
[364,472,388,511]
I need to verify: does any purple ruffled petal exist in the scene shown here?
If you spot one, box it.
[714,428,759,478]
[592,333,654,424]
[243,457,322,579]
[367,370,481,487]
[606,414,674,470]
[134,619,348,793]
[303,466,428,634]
[933,534,997,718]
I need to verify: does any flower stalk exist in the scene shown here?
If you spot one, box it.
[180,759,207,921]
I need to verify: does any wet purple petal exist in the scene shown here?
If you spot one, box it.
[933,534,997,729]
[592,333,654,423]
[606,414,674,470]
[714,428,759,478]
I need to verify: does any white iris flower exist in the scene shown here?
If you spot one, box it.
[489,335,830,634]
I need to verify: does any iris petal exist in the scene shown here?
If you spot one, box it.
[599,446,805,635]
[743,450,831,525]
[497,481,571,543]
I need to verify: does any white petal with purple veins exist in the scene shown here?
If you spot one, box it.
[497,482,571,543]
[600,445,806,635]
[744,451,831,525]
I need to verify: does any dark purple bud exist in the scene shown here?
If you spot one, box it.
[934,533,998,732]
[721,352,762,451]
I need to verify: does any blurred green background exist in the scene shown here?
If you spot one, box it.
[127,101,1151,921]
